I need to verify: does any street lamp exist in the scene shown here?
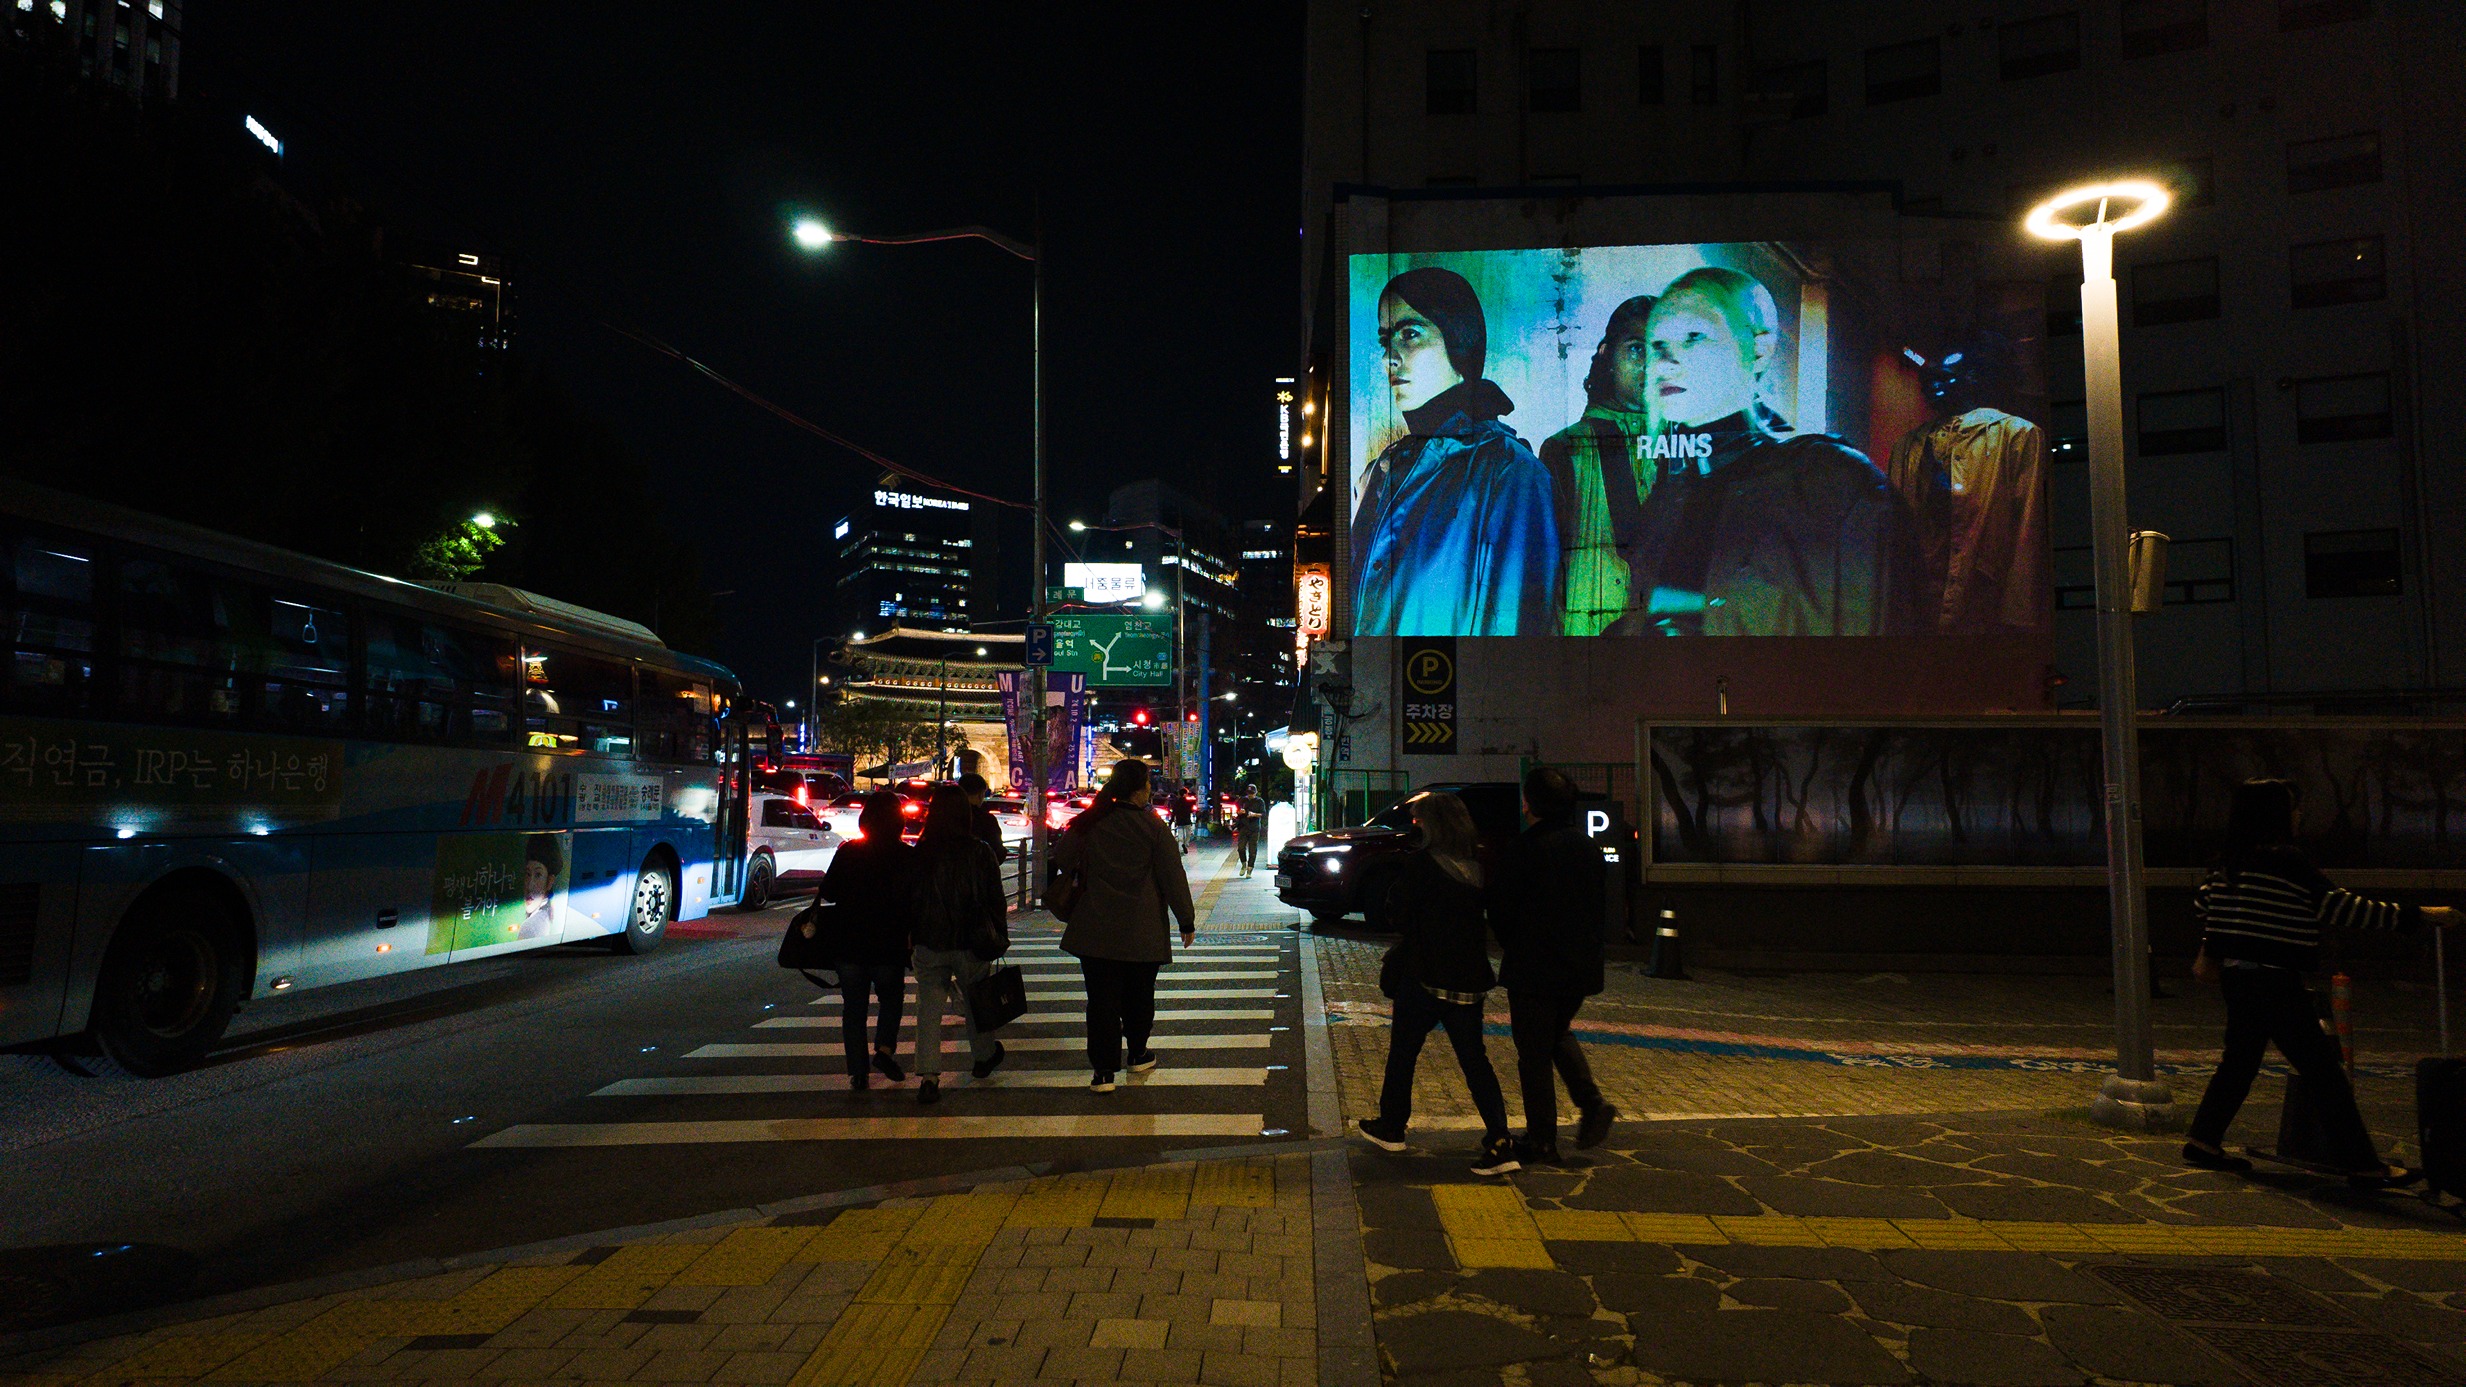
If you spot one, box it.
[792,217,1049,889]
[2026,178,2172,1130]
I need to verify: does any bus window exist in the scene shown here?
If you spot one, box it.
[637,668,714,763]
[261,598,350,731]
[523,646,634,755]
[116,556,246,724]
[365,617,516,745]
[2,523,97,713]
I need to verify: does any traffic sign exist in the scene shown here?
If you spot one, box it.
[1049,613,1170,686]
[1400,636,1457,754]
[1023,623,1055,668]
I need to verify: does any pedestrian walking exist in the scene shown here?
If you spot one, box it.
[959,771,1011,863]
[909,786,1011,1105]
[1356,791,1521,1175]
[1236,785,1268,877]
[816,790,914,1091]
[1170,785,1195,855]
[1055,758,1196,1092]
[2182,778,2455,1183]
[1493,766,1619,1164]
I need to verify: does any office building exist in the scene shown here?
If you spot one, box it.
[11,0,181,105]
[827,473,998,638]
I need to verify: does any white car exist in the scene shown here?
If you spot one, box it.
[741,794,843,910]
[817,792,869,840]
[984,798,1033,847]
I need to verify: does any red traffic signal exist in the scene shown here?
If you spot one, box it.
[1132,709,1151,726]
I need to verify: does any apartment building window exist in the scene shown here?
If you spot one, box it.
[2046,399,2087,458]
[1528,47,1581,112]
[2121,0,2207,56]
[2304,530,2400,599]
[1756,58,1828,118]
[2289,236,2386,308]
[1638,43,1665,105]
[2137,387,2226,456]
[1426,49,1477,115]
[1864,38,1940,104]
[1690,44,1719,104]
[2280,0,2370,31]
[2046,274,2082,338]
[2286,132,2380,194]
[2161,538,2236,604]
[2292,372,2393,443]
[1999,12,2081,79]
[2132,256,2220,325]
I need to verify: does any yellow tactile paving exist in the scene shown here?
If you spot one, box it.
[542,1243,705,1309]
[70,1334,262,1381]
[785,1302,950,1387]
[1098,1164,1193,1221]
[199,1327,368,1383]
[1715,1215,1824,1246]
[1802,1217,1917,1249]
[1433,1184,1553,1268]
[897,1190,1018,1246]
[1499,1205,2466,1262]
[1529,1208,1632,1241]
[1003,1173,1109,1228]
[799,1204,925,1262]
[672,1225,819,1286]
[1620,1212,1725,1244]
[852,1242,978,1306]
[1192,1159,1276,1210]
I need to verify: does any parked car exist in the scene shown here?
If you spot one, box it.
[740,794,845,910]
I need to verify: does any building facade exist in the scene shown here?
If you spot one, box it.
[827,473,998,638]
[10,0,181,105]
[1299,0,2464,710]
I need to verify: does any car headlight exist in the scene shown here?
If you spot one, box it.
[1320,855,1344,874]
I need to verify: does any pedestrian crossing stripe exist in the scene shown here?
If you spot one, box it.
[588,1068,1271,1096]
[754,1010,1273,1028]
[816,988,1282,1003]
[687,1036,1271,1058]
[469,1113,1266,1148]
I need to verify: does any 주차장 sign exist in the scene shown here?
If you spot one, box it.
[1049,613,1171,686]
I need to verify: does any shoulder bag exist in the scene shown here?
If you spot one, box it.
[967,962,1027,1033]
[777,896,847,989]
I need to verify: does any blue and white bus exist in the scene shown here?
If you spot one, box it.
[0,485,754,1074]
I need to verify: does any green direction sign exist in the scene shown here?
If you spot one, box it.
[1049,613,1171,686]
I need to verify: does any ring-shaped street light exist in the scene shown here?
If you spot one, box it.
[2023,179,2172,241]
[790,217,834,251]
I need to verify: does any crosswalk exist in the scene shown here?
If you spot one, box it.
[471,923,1305,1150]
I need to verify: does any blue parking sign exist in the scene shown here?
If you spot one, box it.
[1024,622,1055,667]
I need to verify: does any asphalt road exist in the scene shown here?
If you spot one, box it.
[0,901,1311,1317]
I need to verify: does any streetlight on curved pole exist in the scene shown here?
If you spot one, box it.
[791,215,1048,892]
[2026,178,2173,1130]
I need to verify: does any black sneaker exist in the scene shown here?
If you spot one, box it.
[1090,1071,1117,1093]
[1126,1050,1158,1074]
[972,1041,1007,1080]
[917,1077,940,1106]
[2180,1142,2250,1173]
[849,1070,870,1091]
[1575,1103,1618,1150]
[873,1050,905,1082]
[1356,1118,1408,1153]
[1471,1136,1522,1176]
[1512,1137,1561,1167]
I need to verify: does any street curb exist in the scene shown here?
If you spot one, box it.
[1311,1147,1382,1387]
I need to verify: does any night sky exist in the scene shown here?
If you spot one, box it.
[182,3,1305,701]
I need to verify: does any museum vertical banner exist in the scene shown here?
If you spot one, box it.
[1399,637,1458,753]
[1001,670,1086,792]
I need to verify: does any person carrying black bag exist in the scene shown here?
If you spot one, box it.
[1355,791,1519,1176]
[2182,778,2455,1184]
[816,790,915,1092]
[1055,758,1195,1092]
[909,785,1010,1104]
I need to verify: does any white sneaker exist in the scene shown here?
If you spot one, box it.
[1127,1051,1158,1074]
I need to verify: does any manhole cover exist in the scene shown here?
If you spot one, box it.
[2185,1327,2460,1387]
[2091,1265,2356,1328]
[0,1244,197,1332]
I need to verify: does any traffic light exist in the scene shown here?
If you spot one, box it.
[1132,708,1151,726]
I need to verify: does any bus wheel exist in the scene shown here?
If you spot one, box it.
[90,886,248,1077]
[739,853,775,912]
[613,854,675,954]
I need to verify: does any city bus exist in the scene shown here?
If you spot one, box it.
[0,484,753,1075]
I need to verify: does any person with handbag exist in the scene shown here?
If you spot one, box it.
[1356,791,1520,1176]
[815,790,916,1091]
[1054,758,1195,1092]
[2182,778,2455,1183]
[909,785,1010,1104]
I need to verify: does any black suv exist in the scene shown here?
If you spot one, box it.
[1272,783,1525,929]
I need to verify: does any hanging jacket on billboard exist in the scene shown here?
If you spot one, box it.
[1885,407,2051,634]
[1352,379,1561,637]
[1539,403,1655,636]
[1624,413,1927,637]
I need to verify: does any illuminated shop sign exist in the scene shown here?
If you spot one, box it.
[1296,565,1332,638]
[874,489,969,512]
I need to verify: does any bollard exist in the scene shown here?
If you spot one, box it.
[2332,972,2354,1076]
[1647,908,1689,980]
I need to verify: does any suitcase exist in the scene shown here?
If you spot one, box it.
[2416,1058,2466,1201]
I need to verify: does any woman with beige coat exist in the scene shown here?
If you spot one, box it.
[1053,758,1195,1091]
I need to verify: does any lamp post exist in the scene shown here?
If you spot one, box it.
[2026,179,2173,1130]
[791,217,1047,890]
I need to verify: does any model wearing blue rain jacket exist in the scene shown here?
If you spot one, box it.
[1352,379,1561,636]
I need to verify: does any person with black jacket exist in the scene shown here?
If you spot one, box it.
[2182,779,2454,1183]
[1356,792,1520,1176]
[817,790,914,1091]
[909,785,1011,1104]
[1492,766,1618,1163]
[960,772,1011,864]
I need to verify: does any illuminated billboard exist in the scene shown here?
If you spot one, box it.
[1062,562,1145,605]
[1348,243,2049,638]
